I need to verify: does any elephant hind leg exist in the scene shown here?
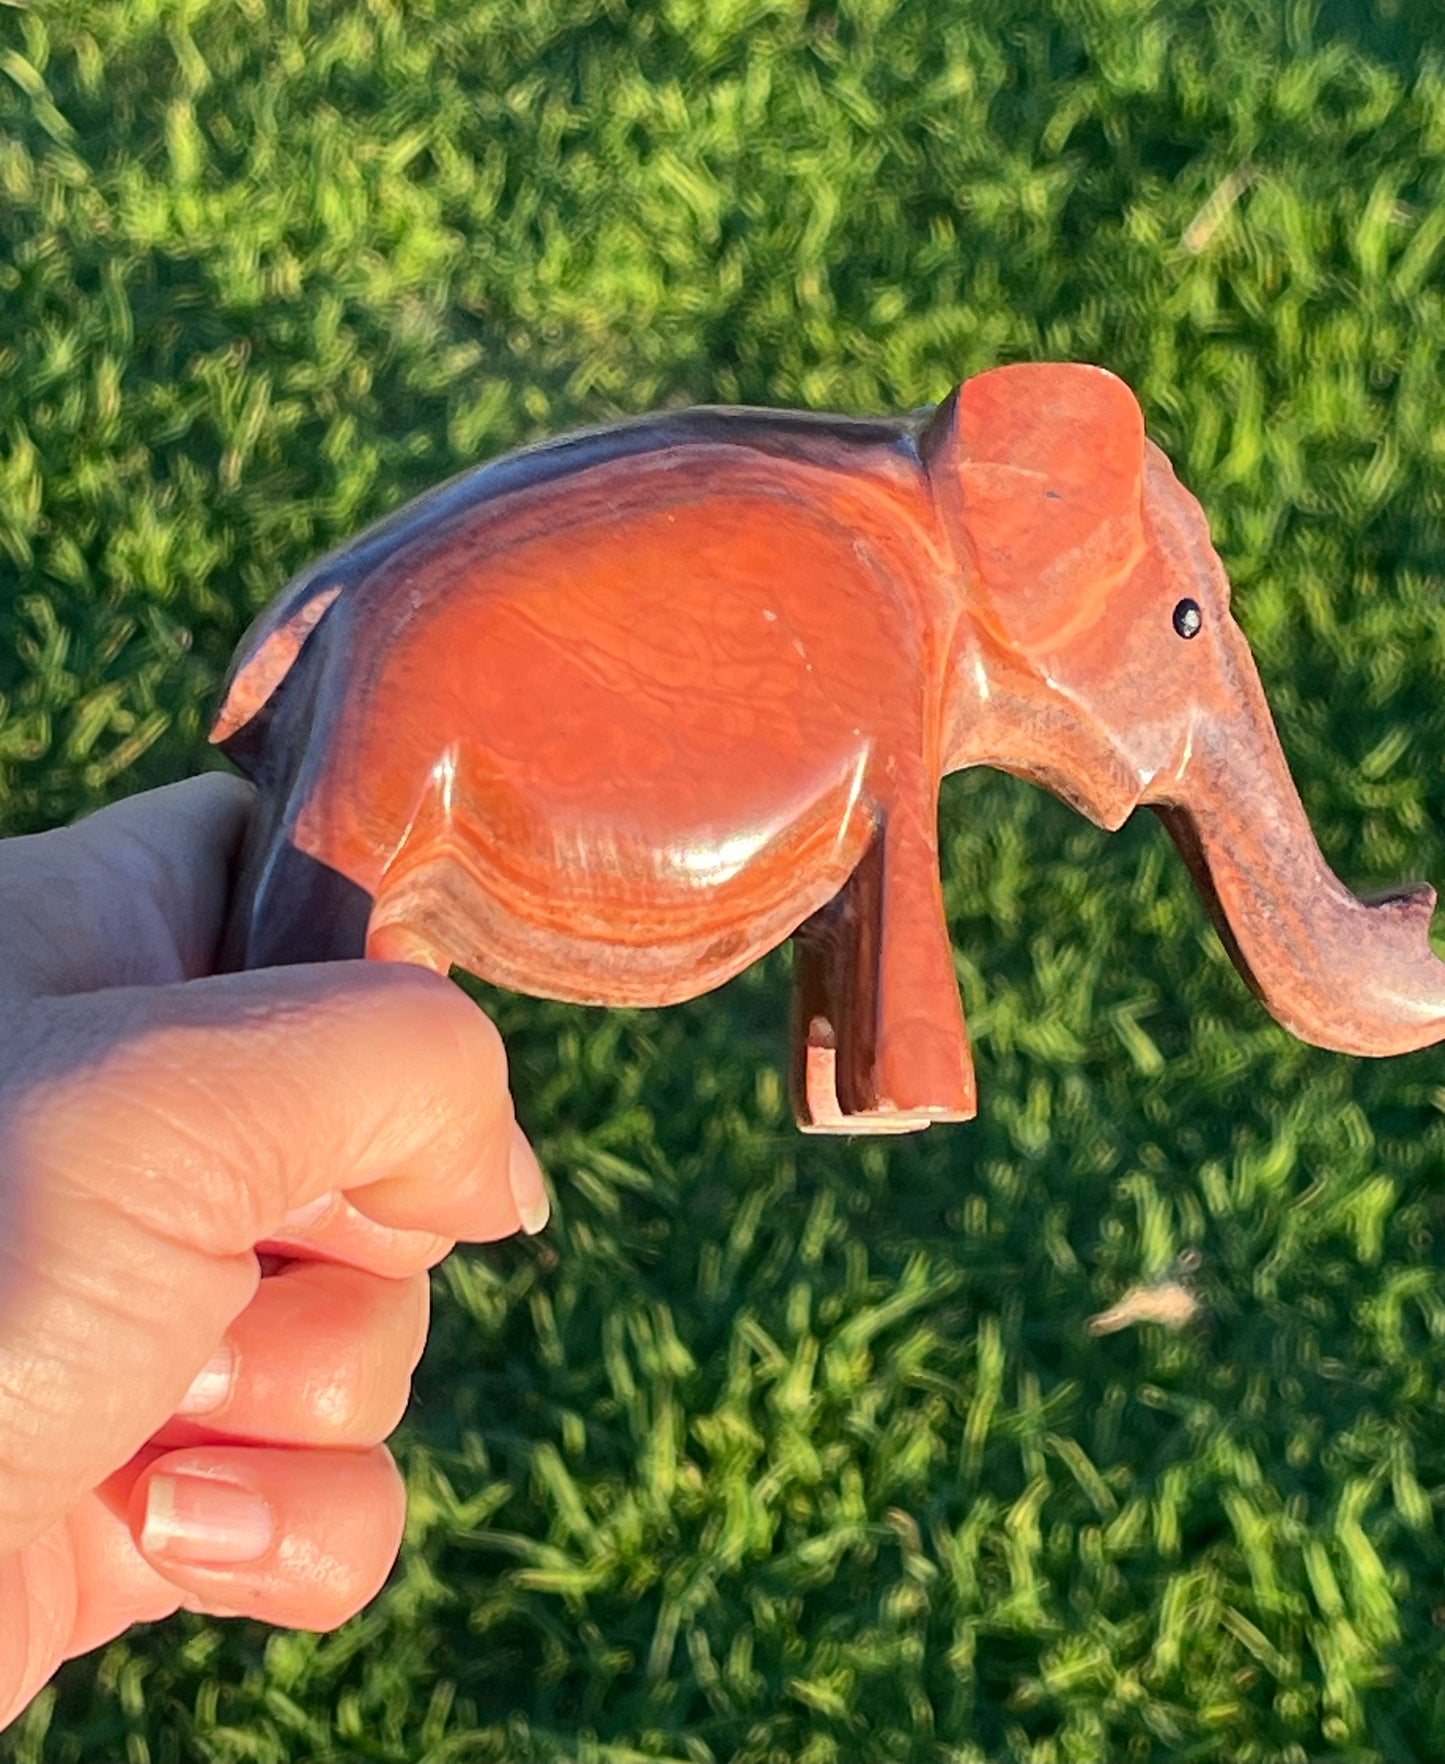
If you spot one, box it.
[362,782,482,978]
[789,809,976,1134]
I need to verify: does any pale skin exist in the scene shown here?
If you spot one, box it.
[0,774,549,1728]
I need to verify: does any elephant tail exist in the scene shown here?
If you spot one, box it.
[210,573,345,767]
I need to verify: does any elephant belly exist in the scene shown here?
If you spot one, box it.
[367,746,881,1005]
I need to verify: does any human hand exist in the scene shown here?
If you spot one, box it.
[0,775,548,1727]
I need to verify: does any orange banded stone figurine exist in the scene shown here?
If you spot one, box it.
[214,363,1445,1132]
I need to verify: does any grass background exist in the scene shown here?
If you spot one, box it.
[5,0,1445,1757]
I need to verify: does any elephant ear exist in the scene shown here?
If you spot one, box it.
[921,363,1148,655]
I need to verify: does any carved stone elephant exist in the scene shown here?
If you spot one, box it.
[213,363,1445,1132]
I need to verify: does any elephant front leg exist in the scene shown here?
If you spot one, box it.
[789,809,976,1133]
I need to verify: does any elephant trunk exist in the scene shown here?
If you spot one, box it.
[1150,626,1445,1057]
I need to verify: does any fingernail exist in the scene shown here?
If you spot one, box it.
[141,1472,274,1566]
[277,1190,338,1232]
[507,1121,550,1235]
[175,1341,235,1417]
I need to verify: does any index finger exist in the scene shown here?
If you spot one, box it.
[12,961,547,1253]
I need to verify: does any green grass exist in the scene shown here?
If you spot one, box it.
[5,0,1445,1757]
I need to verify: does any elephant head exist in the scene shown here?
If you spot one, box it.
[928,362,1445,1058]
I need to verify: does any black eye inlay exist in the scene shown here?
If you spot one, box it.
[1173,598,1203,639]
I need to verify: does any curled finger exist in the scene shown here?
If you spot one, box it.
[161,1261,430,1449]
[129,1444,406,1631]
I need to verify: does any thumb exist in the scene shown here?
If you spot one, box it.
[0,774,255,999]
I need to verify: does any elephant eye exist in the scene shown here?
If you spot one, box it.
[1172,598,1203,639]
